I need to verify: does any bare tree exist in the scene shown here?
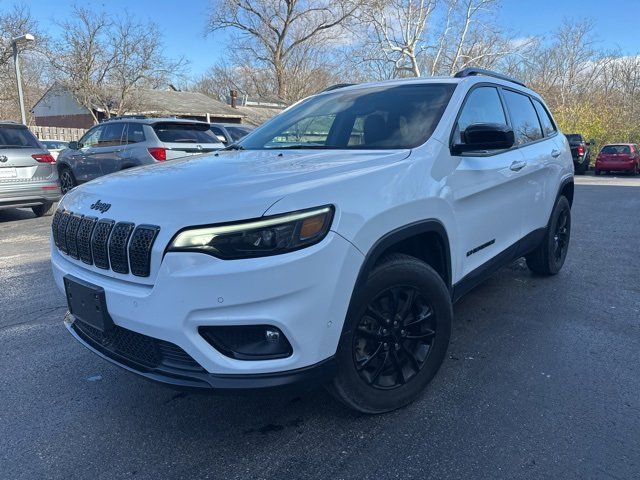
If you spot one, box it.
[366,0,436,77]
[206,0,361,100]
[50,6,186,122]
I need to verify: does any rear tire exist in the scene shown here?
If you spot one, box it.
[526,196,571,276]
[575,160,587,175]
[32,202,54,217]
[329,254,452,414]
[595,169,601,176]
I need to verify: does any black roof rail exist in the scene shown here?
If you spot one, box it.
[319,83,356,93]
[102,115,148,122]
[454,68,526,88]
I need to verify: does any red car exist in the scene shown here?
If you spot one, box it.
[595,144,640,175]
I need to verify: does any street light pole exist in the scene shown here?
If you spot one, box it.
[11,34,35,125]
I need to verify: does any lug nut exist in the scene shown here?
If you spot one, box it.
[400,330,406,336]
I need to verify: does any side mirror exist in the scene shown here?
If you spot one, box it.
[215,134,227,144]
[68,141,80,150]
[453,123,515,154]
[588,139,595,146]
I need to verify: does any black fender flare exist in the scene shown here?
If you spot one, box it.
[339,219,451,339]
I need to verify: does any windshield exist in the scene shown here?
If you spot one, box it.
[0,125,41,149]
[239,83,456,150]
[601,145,630,154]
[153,123,221,144]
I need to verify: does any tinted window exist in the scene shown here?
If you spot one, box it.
[533,100,556,136]
[125,123,145,144]
[455,87,506,143]
[98,123,125,147]
[153,123,220,143]
[565,134,582,143]
[601,145,631,154]
[80,126,103,148]
[226,126,252,142]
[0,125,40,148]
[240,84,457,150]
[502,90,543,145]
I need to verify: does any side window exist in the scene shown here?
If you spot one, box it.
[98,123,125,147]
[80,126,103,148]
[455,87,507,143]
[533,99,557,136]
[125,123,145,144]
[502,90,543,145]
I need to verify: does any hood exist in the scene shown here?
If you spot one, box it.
[60,148,410,226]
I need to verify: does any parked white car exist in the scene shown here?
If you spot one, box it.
[50,68,574,413]
[40,139,69,161]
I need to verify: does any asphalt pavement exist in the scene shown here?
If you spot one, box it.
[1,174,639,480]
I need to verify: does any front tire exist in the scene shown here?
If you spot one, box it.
[59,166,77,194]
[526,196,571,276]
[329,254,452,414]
[32,202,55,217]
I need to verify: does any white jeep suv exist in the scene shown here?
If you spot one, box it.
[51,69,574,413]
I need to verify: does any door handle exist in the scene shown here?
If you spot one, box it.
[509,160,527,172]
[551,149,561,158]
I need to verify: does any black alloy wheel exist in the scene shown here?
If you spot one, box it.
[553,208,570,263]
[354,286,436,390]
[59,168,76,194]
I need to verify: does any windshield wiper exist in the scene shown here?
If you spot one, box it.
[269,144,339,150]
[223,143,245,151]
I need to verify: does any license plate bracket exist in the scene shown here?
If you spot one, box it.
[64,275,114,333]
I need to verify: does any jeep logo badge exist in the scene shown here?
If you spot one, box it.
[0,155,7,163]
[90,200,111,213]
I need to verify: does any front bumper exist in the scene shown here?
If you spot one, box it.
[65,312,337,391]
[52,231,363,379]
[0,180,61,209]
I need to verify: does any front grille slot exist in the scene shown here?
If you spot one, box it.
[91,219,115,269]
[52,210,62,247]
[65,214,83,259]
[57,212,71,253]
[108,222,134,274]
[129,226,160,277]
[53,208,159,278]
[77,216,97,265]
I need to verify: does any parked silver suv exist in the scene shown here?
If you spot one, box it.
[0,121,61,217]
[56,117,224,193]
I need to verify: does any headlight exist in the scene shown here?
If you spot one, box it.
[167,206,334,259]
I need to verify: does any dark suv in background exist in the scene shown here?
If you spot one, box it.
[209,123,254,146]
[565,133,594,174]
[56,118,224,193]
[0,121,61,217]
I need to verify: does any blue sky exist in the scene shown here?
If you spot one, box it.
[19,0,640,77]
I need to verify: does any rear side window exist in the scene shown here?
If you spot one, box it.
[533,100,556,136]
[99,123,125,147]
[455,87,506,143]
[153,123,220,144]
[502,90,543,145]
[124,123,145,144]
[0,125,40,148]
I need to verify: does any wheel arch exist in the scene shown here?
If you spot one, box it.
[340,219,452,338]
[558,176,574,207]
